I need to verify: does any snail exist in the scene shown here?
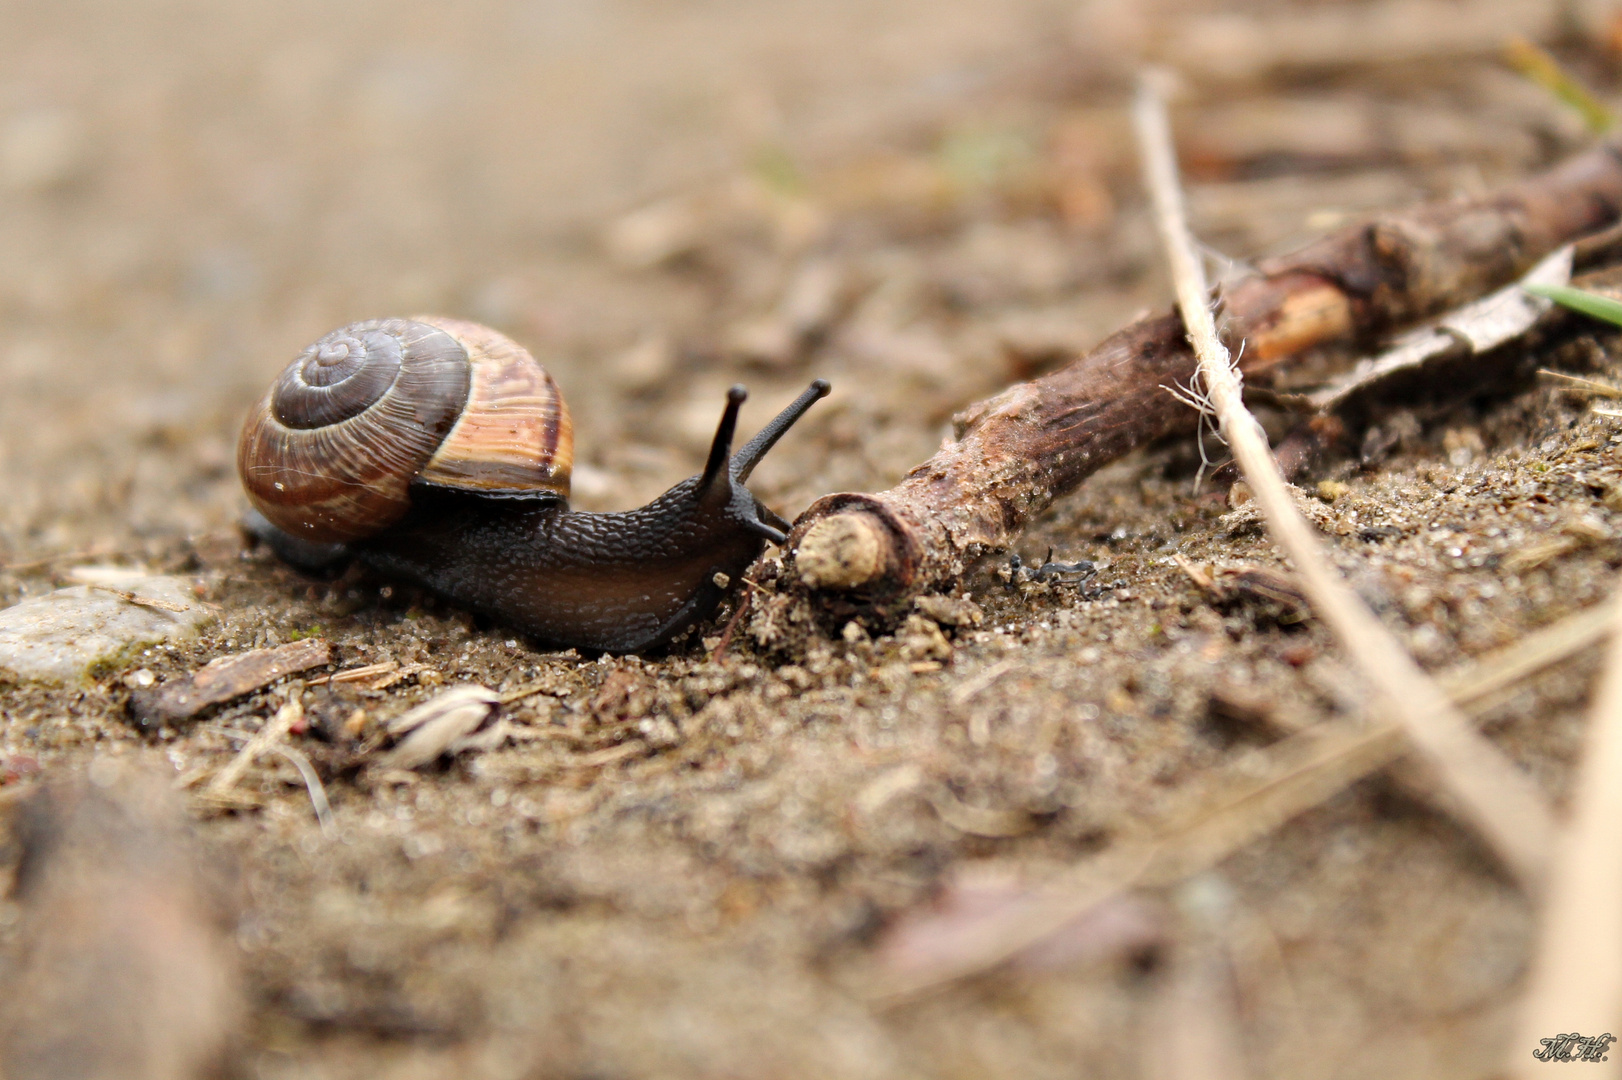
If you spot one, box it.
[237,316,828,653]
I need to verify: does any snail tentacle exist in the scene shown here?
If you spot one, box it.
[733,379,831,482]
[697,385,748,505]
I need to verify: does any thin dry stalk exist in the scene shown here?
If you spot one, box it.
[1509,591,1622,1077]
[305,660,398,687]
[1539,369,1622,398]
[499,681,553,705]
[872,601,1612,1000]
[206,692,303,796]
[267,745,334,835]
[1442,602,1614,711]
[1133,71,1553,891]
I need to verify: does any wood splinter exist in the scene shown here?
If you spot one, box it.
[790,131,1622,598]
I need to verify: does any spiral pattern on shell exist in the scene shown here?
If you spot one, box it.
[238,317,573,543]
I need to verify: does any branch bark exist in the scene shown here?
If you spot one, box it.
[790,134,1622,598]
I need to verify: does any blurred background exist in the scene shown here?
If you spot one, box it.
[0,0,1613,566]
[0,0,1089,562]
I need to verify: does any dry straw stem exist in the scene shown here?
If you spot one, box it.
[1509,591,1622,1078]
[305,659,398,687]
[267,744,334,835]
[1539,368,1622,399]
[870,601,1608,1001]
[872,706,1417,1001]
[1440,601,1614,712]
[206,691,304,796]
[1132,71,1553,891]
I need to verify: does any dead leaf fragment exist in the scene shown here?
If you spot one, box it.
[380,685,501,770]
[877,865,1164,982]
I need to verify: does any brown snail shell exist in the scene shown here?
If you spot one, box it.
[237,316,573,543]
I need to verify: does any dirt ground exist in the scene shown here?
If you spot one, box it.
[2,1,1621,1077]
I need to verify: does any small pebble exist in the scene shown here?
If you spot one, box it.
[0,573,211,686]
[0,106,87,193]
[1317,479,1351,502]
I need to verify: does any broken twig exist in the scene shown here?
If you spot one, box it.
[1299,247,1569,414]
[790,117,1622,601]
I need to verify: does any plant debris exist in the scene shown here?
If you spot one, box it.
[128,638,331,727]
[4,4,1622,1076]
[379,685,504,770]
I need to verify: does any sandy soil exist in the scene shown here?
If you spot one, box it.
[2,1,1620,1077]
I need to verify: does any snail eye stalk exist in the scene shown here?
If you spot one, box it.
[733,379,831,482]
[697,386,748,501]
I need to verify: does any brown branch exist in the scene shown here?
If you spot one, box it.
[791,134,1622,598]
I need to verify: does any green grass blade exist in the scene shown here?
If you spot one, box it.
[1505,35,1615,135]
[1524,282,1622,328]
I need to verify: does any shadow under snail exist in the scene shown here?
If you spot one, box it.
[237,316,829,654]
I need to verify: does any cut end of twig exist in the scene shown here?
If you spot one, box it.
[796,513,890,590]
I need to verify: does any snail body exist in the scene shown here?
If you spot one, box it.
[238,316,828,653]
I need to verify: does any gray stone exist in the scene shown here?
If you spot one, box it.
[0,569,213,685]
